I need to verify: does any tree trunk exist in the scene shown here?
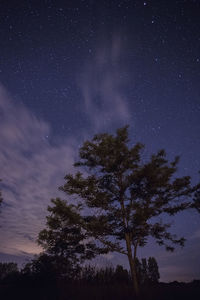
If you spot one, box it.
[125,234,139,296]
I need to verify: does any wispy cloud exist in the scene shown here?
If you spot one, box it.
[0,85,76,257]
[79,35,131,130]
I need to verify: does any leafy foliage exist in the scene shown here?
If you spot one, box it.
[38,198,105,278]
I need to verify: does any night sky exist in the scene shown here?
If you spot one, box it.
[0,0,200,282]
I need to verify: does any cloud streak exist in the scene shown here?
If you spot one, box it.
[0,86,76,257]
[79,35,131,130]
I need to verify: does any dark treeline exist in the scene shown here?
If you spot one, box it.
[21,255,159,286]
[0,258,200,300]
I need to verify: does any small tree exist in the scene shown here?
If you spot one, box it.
[0,262,18,282]
[134,257,159,286]
[147,257,160,284]
[22,253,58,281]
[80,265,97,284]
[38,198,105,279]
[141,258,148,285]
[115,265,130,283]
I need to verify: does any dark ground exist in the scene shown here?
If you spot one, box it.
[1,280,200,300]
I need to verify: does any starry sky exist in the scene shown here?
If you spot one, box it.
[0,0,200,282]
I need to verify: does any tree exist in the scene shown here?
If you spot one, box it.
[56,126,196,294]
[0,262,18,282]
[114,265,129,283]
[134,257,159,286]
[38,198,105,279]
[141,258,148,285]
[22,253,59,281]
[147,257,160,284]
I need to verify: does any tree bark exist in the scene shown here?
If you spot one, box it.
[118,176,139,296]
[125,234,139,296]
